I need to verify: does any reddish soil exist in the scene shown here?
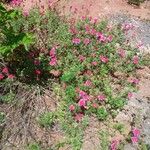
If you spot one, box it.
[20,0,150,20]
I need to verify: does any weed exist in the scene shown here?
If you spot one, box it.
[27,143,40,150]
[113,123,125,133]
[37,112,54,128]
[99,130,109,150]
[0,112,5,124]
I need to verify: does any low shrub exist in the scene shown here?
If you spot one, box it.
[128,0,146,6]
[0,4,144,149]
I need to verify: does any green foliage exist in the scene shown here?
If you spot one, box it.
[27,143,40,150]
[65,85,76,100]
[128,0,145,6]
[0,4,33,56]
[37,112,54,128]
[0,90,15,103]
[113,123,125,133]
[99,130,109,150]
[97,107,108,120]
[108,97,125,109]
[0,112,5,124]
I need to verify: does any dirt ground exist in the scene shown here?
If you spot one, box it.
[19,0,150,20]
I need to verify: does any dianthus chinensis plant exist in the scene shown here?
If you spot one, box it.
[0,3,143,149]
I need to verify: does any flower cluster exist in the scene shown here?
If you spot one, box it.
[0,67,15,81]
[131,128,140,144]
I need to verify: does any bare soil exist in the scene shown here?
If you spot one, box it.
[20,0,150,20]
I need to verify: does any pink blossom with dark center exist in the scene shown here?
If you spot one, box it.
[132,128,140,137]
[8,74,15,79]
[69,105,75,111]
[97,94,106,101]
[78,99,86,107]
[2,67,9,74]
[34,59,40,65]
[96,32,102,38]
[130,78,139,84]
[81,16,86,21]
[131,136,138,144]
[72,38,81,45]
[83,38,90,45]
[118,49,126,58]
[99,34,107,42]
[100,55,109,63]
[35,69,41,75]
[133,56,139,65]
[0,73,4,80]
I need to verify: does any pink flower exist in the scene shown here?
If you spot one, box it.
[11,0,22,6]
[97,94,106,101]
[130,78,139,84]
[122,23,134,31]
[93,17,98,24]
[79,90,87,98]
[132,128,140,137]
[34,59,40,65]
[78,99,86,107]
[83,38,90,45]
[79,55,86,62]
[0,73,4,80]
[133,56,139,65]
[74,113,84,122]
[111,140,119,150]
[100,55,109,63]
[69,105,75,111]
[99,34,107,42]
[128,92,133,99]
[90,28,96,35]
[81,16,86,21]
[8,74,15,79]
[84,80,92,87]
[72,38,81,45]
[49,47,56,57]
[49,57,57,66]
[92,61,98,66]
[70,27,78,34]
[118,49,126,58]
[131,136,138,144]
[2,67,9,74]
[35,69,41,75]
[96,32,102,38]
[85,25,90,32]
